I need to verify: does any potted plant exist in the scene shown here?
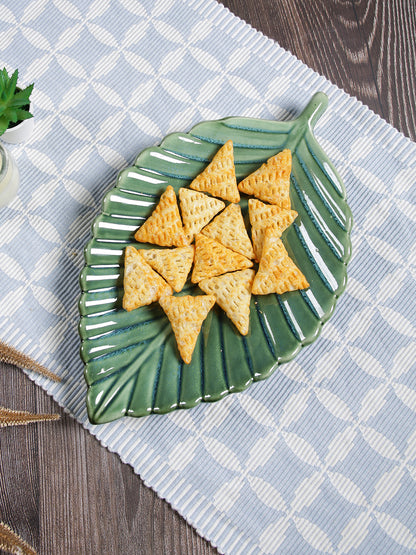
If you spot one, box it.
[0,68,34,144]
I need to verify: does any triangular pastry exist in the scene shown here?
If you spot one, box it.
[159,294,216,364]
[252,223,309,295]
[191,234,253,283]
[198,269,255,335]
[179,188,225,242]
[141,245,194,293]
[248,198,297,261]
[238,149,292,207]
[134,185,189,247]
[122,246,172,311]
[201,203,255,259]
[189,140,240,203]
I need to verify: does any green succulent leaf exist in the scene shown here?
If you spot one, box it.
[0,68,17,102]
[79,92,352,424]
[0,71,7,98]
[7,70,18,98]
[13,84,34,106]
[13,108,33,121]
[0,69,8,96]
[0,116,9,135]
[6,108,18,123]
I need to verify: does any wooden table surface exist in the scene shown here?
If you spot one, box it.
[1,1,415,554]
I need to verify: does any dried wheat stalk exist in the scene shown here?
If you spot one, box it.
[0,406,60,427]
[0,521,38,555]
[0,342,61,382]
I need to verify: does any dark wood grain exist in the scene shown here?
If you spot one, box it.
[1,1,415,554]
[353,0,416,140]
[220,0,416,141]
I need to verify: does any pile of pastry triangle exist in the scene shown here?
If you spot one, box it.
[123,140,309,364]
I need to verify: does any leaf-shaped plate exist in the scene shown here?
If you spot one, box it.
[79,92,352,424]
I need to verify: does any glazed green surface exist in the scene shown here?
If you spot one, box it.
[79,92,352,424]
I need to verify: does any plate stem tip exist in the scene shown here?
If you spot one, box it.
[299,91,329,130]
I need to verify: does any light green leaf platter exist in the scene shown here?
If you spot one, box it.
[79,92,352,424]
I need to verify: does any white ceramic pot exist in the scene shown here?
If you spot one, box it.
[0,143,19,207]
[1,113,35,144]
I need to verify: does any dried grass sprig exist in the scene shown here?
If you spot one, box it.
[0,342,61,382]
[0,406,60,427]
[0,521,37,555]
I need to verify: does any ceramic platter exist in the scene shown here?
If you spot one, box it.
[79,92,352,424]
